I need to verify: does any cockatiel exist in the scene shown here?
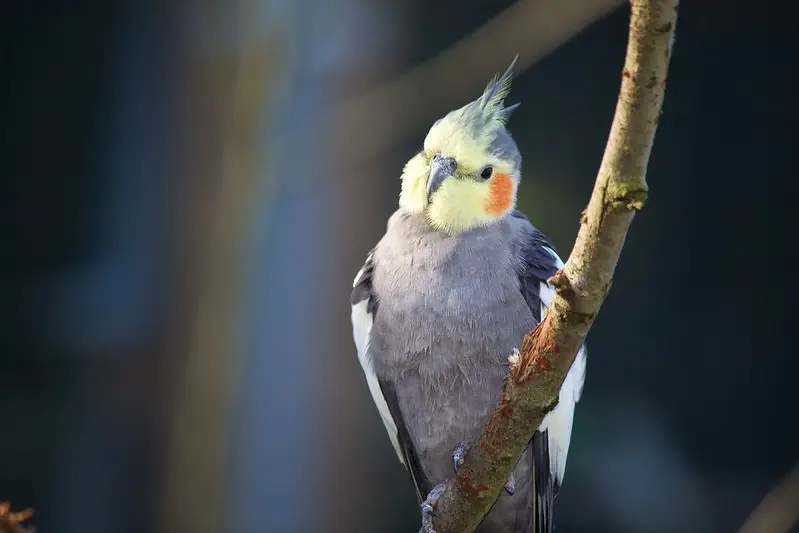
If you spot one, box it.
[350,59,587,533]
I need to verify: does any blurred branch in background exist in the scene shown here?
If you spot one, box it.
[0,502,33,533]
[327,0,623,165]
[158,0,287,531]
[427,0,678,530]
[738,463,799,533]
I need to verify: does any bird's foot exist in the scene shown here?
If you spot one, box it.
[452,441,513,494]
[420,483,446,533]
[505,472,515,495]
[452,441,470,473]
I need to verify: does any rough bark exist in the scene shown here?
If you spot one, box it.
[427,1,679,531]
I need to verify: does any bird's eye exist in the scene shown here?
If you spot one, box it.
[479,165,493,180]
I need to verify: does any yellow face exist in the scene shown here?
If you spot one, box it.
[399,119,518,234]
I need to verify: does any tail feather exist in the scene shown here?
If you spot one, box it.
[531,430,554,533]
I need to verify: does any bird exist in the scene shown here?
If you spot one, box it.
[350,58,587,533]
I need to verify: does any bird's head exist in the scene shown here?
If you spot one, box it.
[399,58,522,234]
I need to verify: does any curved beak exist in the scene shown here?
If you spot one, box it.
[427,156,457,202]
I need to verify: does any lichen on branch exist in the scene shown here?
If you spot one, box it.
[425,1,680,531]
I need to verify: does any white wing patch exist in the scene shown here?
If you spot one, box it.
[539,246,588,486]
[351,264,405,465]
[538,246,561,318]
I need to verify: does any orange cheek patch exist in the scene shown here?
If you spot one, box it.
[484,173,513,216]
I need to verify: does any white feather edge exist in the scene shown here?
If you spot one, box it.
[538,247,587,485]
[351,265,405,465]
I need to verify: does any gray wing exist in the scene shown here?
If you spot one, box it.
[512,210,588,533]
[350,251,433,503]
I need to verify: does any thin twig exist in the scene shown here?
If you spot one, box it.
[427,1,679,531]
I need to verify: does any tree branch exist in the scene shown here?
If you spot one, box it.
[427,1,679,531]
[0,502,34,533]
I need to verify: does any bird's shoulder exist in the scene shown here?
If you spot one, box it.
[507,210,562,327]
[508,209,562,283]
[350,247,377,312]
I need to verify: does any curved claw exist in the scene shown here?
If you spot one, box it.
[420,483,446,533]
[452,441,470,473]
[505,472,515,495]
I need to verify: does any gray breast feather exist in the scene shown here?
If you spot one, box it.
[350,208,588,530]
[351,250,433,501]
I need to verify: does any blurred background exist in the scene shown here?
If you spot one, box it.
[2,0,798,532]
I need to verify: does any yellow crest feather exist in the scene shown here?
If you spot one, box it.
[398,57,522,233]
[478,55,518,125]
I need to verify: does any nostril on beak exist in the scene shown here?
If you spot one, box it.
[427,156,457,201]
[440,157,457,174]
